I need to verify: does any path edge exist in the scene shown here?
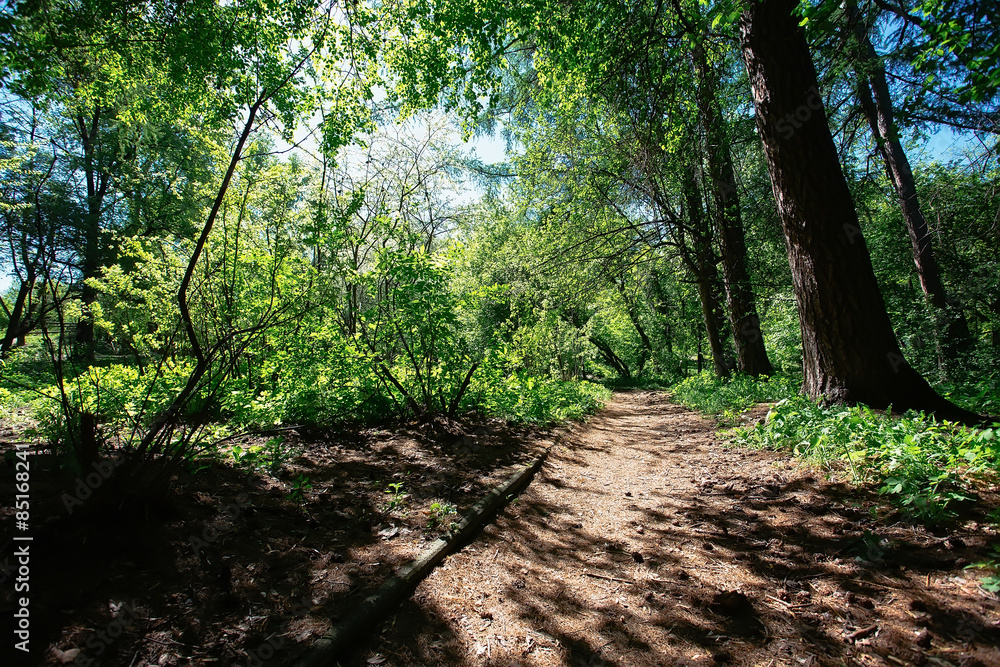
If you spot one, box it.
[292,445,553,667]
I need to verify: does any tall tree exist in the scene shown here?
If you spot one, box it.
[844,1,971,363]
[691,41,774,376]
[737,0,985,423]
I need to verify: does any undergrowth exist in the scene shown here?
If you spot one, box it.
[730,394,1000,523]
[669,372,797,425]
[467,370,611,424]
[672,372,1000,590]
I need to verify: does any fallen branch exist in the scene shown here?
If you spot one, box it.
[845,624,879,642]
[293,445,554,667]
[585,572,635,584]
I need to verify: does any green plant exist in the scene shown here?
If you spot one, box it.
[427,501,458,530]
[227,436,296,474]
[967,547,1000,594]
[730,395,1000,522]
[669,372,797,417]
[384,481,409,512]
[286,474,313,504]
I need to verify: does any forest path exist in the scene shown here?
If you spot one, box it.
[343,390,999,667]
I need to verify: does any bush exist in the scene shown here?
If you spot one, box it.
[467,359,611,424]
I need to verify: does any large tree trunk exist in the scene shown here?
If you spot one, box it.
[737,0,985,424]
[845,3,971,364]
[692,43,774,377]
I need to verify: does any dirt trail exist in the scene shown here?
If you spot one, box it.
[343,390,1000,667]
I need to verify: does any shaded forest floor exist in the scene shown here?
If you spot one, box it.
[2,391,999,666]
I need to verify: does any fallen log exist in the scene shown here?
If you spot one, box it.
[292,447,552,667]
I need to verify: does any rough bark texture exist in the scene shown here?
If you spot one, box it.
[693,44,774,377]
[737,0,985,424]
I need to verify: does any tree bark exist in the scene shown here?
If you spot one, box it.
[589,335,632,379]
[75,109,113,362]
[692,43,774,377]
[681,165,730,378]
[845,3,971,360]
[1,278,33,355]
[737,0,986,424]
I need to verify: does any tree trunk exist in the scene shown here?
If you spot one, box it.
[694,264,730,378]
[737,0,985,424]
[692,44,774,377]
[1,278,33,355]
[845,3,971,363]
[681,164,730,378]
[589,335,631,379]
[648,269,675,355]
[76,109,110,362]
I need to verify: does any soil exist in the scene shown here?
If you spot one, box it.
[2,390,999,667]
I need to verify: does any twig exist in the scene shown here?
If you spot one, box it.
[766,595,811,610]
[585,572,635,584]
[845,624,878,642]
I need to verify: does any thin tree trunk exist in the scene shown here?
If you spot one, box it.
[681,164,730,378]
[737,0,986,424]
[845,3,971,361]
[692,44,774,377]
[589,335,631,379]
[648,269,674,355]
[1,278,33,355]
[76,110,107,362]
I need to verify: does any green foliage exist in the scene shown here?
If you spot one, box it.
[23,360,196,455]
[467,355,611,424]
[228,437,297,474]
[731,395,1000,522]
[286,474,313,505]
[966,545,1000,594]
[426,501,458,531]
[669,372,797,417]
[383,481,409,512]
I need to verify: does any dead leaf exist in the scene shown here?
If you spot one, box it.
[52,647,81,664]
[367,656,386,665]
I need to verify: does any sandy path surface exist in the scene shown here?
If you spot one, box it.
[341,391,999,667]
